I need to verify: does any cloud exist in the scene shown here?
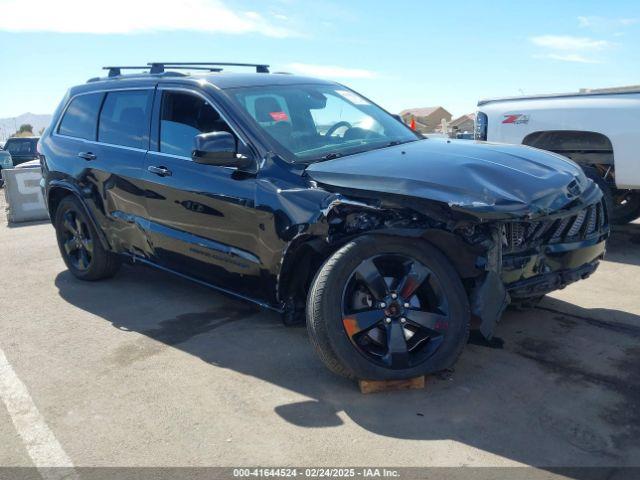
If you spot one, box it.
[530,33,614,64]
[578,16,638,30]
[620,18,639,26]
[0,0,297,37]
[530,35,611,51]
[534,53,601,64]
[286,63,377,79]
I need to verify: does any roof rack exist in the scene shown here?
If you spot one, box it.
[147,62,270,74]
[103,66,151,77]
[94,62,270,82]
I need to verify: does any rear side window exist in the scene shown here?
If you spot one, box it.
[58,93,103,140]
[98,90,153,149]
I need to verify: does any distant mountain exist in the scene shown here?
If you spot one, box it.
[0,113,53,141]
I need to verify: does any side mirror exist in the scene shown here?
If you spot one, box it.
[192,131,253,170]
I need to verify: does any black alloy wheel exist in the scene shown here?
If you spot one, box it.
[307,235,470,380]
[54,195,121,281]
[60,209,94,271]
[341,254,449,370]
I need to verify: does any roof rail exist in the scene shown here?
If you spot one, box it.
[147,62,270,73]
[102,66,150,77]
[94,65,216,82]
[147,63,224,74]
[93,62,270,83]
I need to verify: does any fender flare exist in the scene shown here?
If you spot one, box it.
[353,228,484,279]
[277,226,484,304]
[47,180,111,251]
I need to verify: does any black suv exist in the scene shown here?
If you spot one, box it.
[40,62,609,380]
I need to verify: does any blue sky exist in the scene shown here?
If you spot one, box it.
[0,0,639,120]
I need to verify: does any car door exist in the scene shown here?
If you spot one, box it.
[53,88,155,258]
[92,88,156,257]
[143,86,263,298]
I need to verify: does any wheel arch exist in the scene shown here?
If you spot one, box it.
[47,182,111,250]
[522,130,614,166]
[277,227,483,305]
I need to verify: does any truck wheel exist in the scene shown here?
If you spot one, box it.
[306,236,470,380]
[583,167,640,225]
[583,167,615,223]
[54,196,121,281]
[611,190,640,225]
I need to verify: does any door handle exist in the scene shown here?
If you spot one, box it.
[148,165,172,177]
[77,151,97,161]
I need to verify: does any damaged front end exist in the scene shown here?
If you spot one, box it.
[301,138,609,340]
[462,188,608,339]
[310,182,608,342]
[500,193,608,299]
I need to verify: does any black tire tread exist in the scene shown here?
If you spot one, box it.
[307,241,359,379]
[307,235,470,380]
[54,195,121,281]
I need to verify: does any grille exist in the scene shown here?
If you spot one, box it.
[502,199,607,252]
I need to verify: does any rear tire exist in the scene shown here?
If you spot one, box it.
[306,235,470,380]
[54,196,120,281]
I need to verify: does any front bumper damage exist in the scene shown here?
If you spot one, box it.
[309,170,609,342]
[470,196,609,339]
[503,240,606,299]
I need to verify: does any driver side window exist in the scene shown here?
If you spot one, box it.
[160,91,234,157]
[310,93,383,136]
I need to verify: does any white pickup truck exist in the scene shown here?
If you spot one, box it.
[475,85,640,224]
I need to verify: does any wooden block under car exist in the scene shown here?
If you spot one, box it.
[358,376,425,394]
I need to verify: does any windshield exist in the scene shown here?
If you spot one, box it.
[230,84,420,163]
[4,138,37,156]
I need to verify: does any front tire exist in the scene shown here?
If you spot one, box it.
[611,190,640,225]
[583,166,640,225]
[54,196,120,281]
[306,236,470,380]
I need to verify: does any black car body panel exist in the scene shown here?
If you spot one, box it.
[40,70,609,338]
[305,138,589,219]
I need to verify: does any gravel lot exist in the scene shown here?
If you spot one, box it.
[1,193,639,475]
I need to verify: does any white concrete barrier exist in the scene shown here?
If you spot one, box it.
[2,167,49,223]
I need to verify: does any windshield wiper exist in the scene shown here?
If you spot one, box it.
[305,139,418,165]
[318,152,343,161]
[386,138,418,147]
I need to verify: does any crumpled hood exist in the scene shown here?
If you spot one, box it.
[306,138,591,219]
